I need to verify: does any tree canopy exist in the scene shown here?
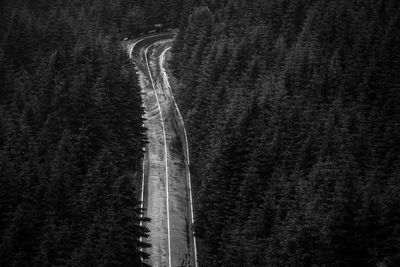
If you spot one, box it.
[172,0,400,266]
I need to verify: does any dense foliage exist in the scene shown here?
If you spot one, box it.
[0,0,185,265]
[172,0,400,266]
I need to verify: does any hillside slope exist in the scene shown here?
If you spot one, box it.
[171,1,400,266]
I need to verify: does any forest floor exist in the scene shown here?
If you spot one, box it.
[129,35,195,267]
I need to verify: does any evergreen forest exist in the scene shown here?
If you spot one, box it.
[0,0,186,265]
[172,0,400,266]
[1,0,400,266]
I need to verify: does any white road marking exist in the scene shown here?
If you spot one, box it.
[128,33,174,59]
[140,120,145,253]
[129,33,174,264]
[160,46,198,267]
[145,43,172,267]
[140,156,145,246]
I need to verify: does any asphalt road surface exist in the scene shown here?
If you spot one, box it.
[128,34,197,267]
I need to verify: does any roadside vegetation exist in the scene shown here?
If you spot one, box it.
[172,1,400,266]
[0,0,182,265]
[1,0,399,266]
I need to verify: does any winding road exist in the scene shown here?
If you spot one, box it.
[128,34,197,267]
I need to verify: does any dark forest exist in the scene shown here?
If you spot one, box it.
[1,0,400,266]
[172,1,400,266]
[0,0,183,265]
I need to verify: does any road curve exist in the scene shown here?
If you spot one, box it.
[144,42,172,267]
[128,34,197,267]
[160,47,198,267]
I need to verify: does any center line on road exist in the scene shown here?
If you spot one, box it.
[145,43,172,267]
[161,46,198,267]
